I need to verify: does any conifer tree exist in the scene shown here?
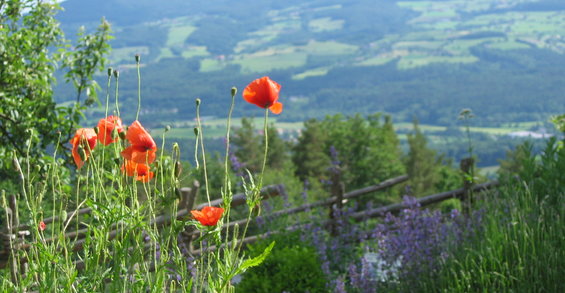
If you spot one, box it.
[292,119,331,181]
[404,119,441,195]
[232,118,262,172]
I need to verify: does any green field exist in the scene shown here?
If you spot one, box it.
[106,0,565,79]
[166,25,197,47]
[308,17,344,32]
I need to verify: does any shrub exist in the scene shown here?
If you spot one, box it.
[236,231,327,293]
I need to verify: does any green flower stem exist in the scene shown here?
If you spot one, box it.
[196,101,211,205]
[136,57,141,121]
[223,88,236,240]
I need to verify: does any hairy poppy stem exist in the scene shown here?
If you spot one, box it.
[102,69,112,164]
[135,55,141,121]
[223,87,236,241]
[259,108,269,188]
[113,70,120,118]
[196,100,211,205]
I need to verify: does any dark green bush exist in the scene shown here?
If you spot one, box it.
[236,232,327,293]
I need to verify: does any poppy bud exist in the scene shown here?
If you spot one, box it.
[174,161,182,178]
[113,70,119,78]
[114,158,121,165]
[79,148,87,162]
[111,128,119,139]
[60,210,67,222]
[195,98,201,106]
[93,126,99,135]
[165,125,171,132]
[119,130,127,140]
[231,87,237,97]
[107,67,113,76]
[193,127,199,136]
[135,54,140,63]
[12,155,21,173]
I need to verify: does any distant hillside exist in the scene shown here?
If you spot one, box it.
[55,0,565,127]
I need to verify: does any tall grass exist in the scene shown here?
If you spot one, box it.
[418,138,565,292]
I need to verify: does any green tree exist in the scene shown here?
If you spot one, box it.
[405,120,439,196]
[322,114,405,189]
[232,118,291,173]
[292,114,405,190]
[404,119,461,196]
[292,119,331,182]
[263,123,291,170]
[0,0,112,179]
[232,118,262,172]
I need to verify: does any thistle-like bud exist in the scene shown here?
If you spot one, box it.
[193,127,199,136]
[93,126,99,135]
[111,128,119,139]
[119,130,127,140]
[231,87,237,97]
[135,54,140,63]
[113,70,119,78]
[165,125,171,132]
[107,67,113,77]
[174,161,182,178]
[195,98,201,106]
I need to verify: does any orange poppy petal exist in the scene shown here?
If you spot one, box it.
[72,147,84,169]
[243,76,281,109]
[121,146,134,161]
[269,102,283,114]
[131,148,156,164]
[126,121,157,150]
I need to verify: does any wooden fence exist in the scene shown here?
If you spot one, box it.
[0,162,499,274]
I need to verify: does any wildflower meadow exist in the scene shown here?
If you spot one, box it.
[2,2,565,292]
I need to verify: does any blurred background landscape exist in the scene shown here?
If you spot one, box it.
[55,0,565,168]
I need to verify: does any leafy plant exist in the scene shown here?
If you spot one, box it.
[0,0,112,182]
[236,231,327,293]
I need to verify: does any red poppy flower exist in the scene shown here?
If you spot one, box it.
[97,115,123,145]
[242,76,283,114]
[70,128,97,169]
[121,120,157,164]
[190,206,224,226]
[121,160,154,182]
[39,221,46,231]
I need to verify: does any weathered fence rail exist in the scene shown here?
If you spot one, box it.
[190,178,499,254]
[1,160,500,272]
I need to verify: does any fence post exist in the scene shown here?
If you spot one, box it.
[180,180,199,253]
[329,166,345,236]
[459,157,475,216]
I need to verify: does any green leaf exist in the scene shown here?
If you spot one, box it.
[238,241,275,273]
